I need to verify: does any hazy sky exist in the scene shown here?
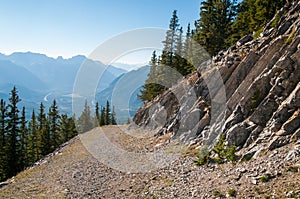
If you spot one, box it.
[0,0,200,64]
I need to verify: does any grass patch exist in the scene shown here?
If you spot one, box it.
[259,175,270,183]
[271,13,281,28]
[254,187,264,195]
[213,189,224,197]
[254,27,264,39]
[227,188,237,197]
[286,166,299,173]
[285,27,296,45]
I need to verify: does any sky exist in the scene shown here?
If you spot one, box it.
[0,0,201,65]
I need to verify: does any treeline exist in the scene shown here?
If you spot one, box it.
[0,87,118,181]
[76,100,117,134]
[139,0,287,102]
[0,87,77,181]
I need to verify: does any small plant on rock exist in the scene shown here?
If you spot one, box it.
[285,26,296,45]
[227,188,237,197]
[195,135,237,166]
[259,175,269,183]
[213,189,224,197]
[194,146,210,166]
[212,135,237,164]
[286,166,299,173]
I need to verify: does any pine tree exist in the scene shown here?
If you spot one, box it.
[0,99,7,180]
[139,51,165,102]
[59,114,70,143]
[162,10,180,67]
[160,10,181,87]
[48,100,60,150]
[228,0,286,44]
[37,103,50,156]
[67,116,78,139]
[126,117,131,125]
[195,0,238,56]
[100,107,106,126]
[5,86,21,177]
[111,106,117,125]
[19,107,28,170]
[27,110,38,165]
[174,26,188,76]
[77,100,93,133]
[105,100,111,125]
[94,102,100,127]
[183,23,196,73]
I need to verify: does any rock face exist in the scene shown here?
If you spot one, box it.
[134,1,300,159]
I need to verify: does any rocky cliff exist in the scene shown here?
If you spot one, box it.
[134,1,300,160]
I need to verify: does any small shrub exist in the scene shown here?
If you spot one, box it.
[260,175,269,183]
[194,146,210,166]
[285,27,296,45]
[195,135,237,166]
[250,89,260,113]
[213,135,237,164]
[227,188,237,197]
[254,27,264,39]
[254,187,264,194]
[286,166,299,173]
[213,189,224,197]
[271,13,281,28]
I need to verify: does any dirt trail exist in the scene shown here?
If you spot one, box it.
[0,125,299,198]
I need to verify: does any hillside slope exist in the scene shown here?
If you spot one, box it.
[134,1,300,161]
[0,126,299,198]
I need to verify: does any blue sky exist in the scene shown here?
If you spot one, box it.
[0,0,200,64]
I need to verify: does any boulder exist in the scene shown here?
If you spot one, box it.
[226,122,250,147]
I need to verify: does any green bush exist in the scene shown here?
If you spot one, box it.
[213,189,224,197]
[254,27,264,39]
[271,13,281,28]
[285,27,296,45]
[194,146,210,166]
[213,135,237,164]
[195,135,237,166]
[259,175,269,183]
[286,166,299,173]
[227,188,237,197]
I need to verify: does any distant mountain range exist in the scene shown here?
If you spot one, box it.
[0,52,148,121]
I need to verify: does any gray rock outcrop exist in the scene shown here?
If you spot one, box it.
[134,1,300,159]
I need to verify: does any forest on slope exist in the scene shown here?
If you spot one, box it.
[139,0,287,102]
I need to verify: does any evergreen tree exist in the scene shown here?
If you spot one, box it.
[5,86,21,177]
[37,103,50,156]
[183,23,196,73]
[94,102,100,127]
[111,106,117,125]
[59,114,74,143]
[27,110,38,165]
[67,116,78,139]
[174,26,188,76]
[77,100,93,133]
[160,10,181,87]
[105,100,111,125]
[126,117,131,125]
[195,0,238,56]
[48,100,60,150]
[19,107,28,170]
[0,99,7,180]
[139,51,165,102]
[162,10,180,66]
[100,107,106,126]
[228,0,286,44]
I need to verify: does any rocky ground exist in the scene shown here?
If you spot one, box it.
[0,125,299,199]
